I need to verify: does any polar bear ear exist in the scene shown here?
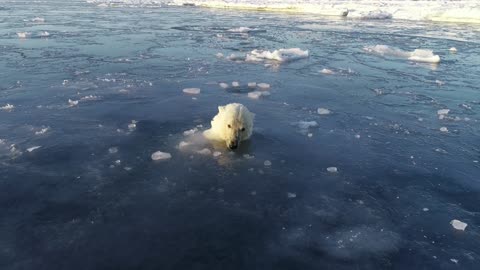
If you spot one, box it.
[218,106,225,113]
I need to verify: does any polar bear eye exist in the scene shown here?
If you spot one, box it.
[227,124,231,128]
[241,127,245,132]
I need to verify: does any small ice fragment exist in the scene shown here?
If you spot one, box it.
[248,82,257,88]
[17,32,30,38]
[435,148,448,154]
[232,81,240,87]
[435,80,445,86]
[355,134,361,139]
[449,47,457,52]
[248,91,262,99]
[115,160,121,165]
[108,147,118,154]
[68,99,79,106]
[450,259,458,264]
[1,104,15,111]
[39,31,50,37]
[183,88,200,95]
[317,108,331,115]
[128,122,136,131]
[437,109,449,115]
[124,167,132,171]
[320,68,334,75]
[213,151,222,157]
[183,128,198,136]
[243,154,254,159]
[307,133,313,137]
[81,95,99,101]
[27,146,41,152]
[297,121,318,129]
[32,17,45,23]
[216,52,224,58]
[151,151,171,161]
[196,148,212,155]
[257,83,270,89]
[219,82,229,89]
[440,127,448,132]
[261,91,271,96]
[327,167,338,173]
[264,160,272,166]
[450,219,467,231]
[287,192,297,198]
[178,141,191,149]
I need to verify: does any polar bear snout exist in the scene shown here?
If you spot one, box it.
[228,140,238,149]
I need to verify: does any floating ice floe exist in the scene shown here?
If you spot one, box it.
[317,108,331,115]
[215,52,224,58]
[232,81,240,87]
[227,53,245,61]
[108,147,118,154]
[196,148,212,155]
[31,17,45,23]
[327,167,338,173]
[248,82,257,88]
[128,120,137,131]
[248,91,268,99]
[39,31,50,37]
[449,47,457,53]
[320,68,335,75]
[423,208,429,212]
[1,104,14,111]
[435,80,445,86]
[437,109,450,115]
[257,83,270,89]
[450,219,467,231]
[245,48,309,62]
[35,127,49,135]
[287,192,297,198]
[183,88,201,94]
[26,146,41,152]
[17,32,30,38]
[183,128,198,136]
[68,99,79,106]
[297,121,318,130]
[227,27,261,33]
[440,127,448,132]
[151,151,172,161]
[219,82,229,89]
[364,45,440,63]
[264,160,272,166]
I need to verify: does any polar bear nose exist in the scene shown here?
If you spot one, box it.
[228,141,238,149]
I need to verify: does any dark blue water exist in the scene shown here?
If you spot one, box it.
[1,1,479,269]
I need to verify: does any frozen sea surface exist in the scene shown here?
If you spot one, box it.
[1,0,480,269]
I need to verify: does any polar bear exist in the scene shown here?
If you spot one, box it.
[203,103,255,149]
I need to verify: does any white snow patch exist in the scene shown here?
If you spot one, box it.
[450,219,467,231]
[364,45,440,63]
[151,151,172,161]
[245,48,309,62]
[183,88,201,94]
[317,108,331,115]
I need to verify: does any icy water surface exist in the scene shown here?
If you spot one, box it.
[1,1,480,269]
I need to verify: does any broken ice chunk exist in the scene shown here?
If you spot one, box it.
[317,108,331,115]
[248,91,262,99]
[287,192,297,198]
[257,83,270,89]
[151,151,172,161]
[248,82,257,88]
[232,81,240,87]
[196,148,212,155]
[320,68,334,74]
[183,88,201,95]
[27,146,41,152]
[439,127,448,132]
[327,167,338,173]
[219,82,229,89]
[264,160,272,166]
[68,99,79,106]
[1,104,15,111]
[437,109,450,115]
[449,47,457,53]
[450,219,467,231]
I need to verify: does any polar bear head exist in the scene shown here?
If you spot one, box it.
[203,103,255,150]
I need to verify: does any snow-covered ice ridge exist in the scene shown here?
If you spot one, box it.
[88,0,480,24]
